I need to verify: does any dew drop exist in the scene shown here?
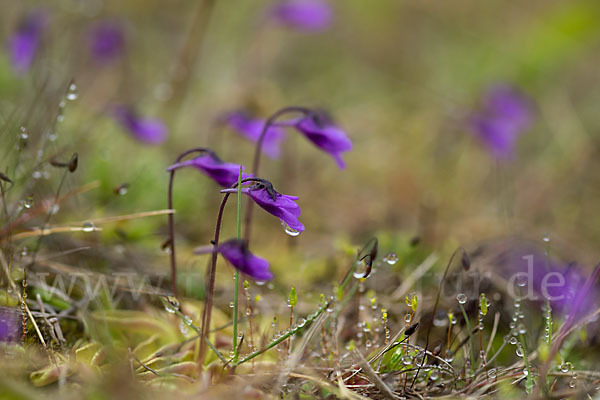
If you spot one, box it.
[456,293,468,304]
[433,313,448,327]
[352,260,368,279]
[229,302,235,308]
[509,337,518,345]
[66,83,78,100]
[19,127,29,141]
[560,363,569,373]
[382,252,398,265]
[281,220,300,237]
[164,296,179,313]
[487,368,497,379]
[49,204,60,215]
[516,276,528,288]
[543,234,550,243]
[297,318,306,327]
[569,380,576,388]
[516,347,523,357]
[82,221,95,232]
[23,197,34,209]
[179,321,189,334]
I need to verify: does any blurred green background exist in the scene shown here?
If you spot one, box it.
[2,0,600,284]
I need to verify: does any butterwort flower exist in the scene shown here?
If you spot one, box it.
[217,239,273,281]
[481,239,597,317]
[88,20,125,64]
[7,10,48,74]
[469,85,533,159]
[268,0,333,32]
[0,307,21,342]
[222,179,304,233]
[222,111,286,159]
[167,152,251,187]
[112,106,168,145]
[293,111,352,168]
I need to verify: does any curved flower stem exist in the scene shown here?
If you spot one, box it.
[198,176,268,366]
[198,191,231,366]
[232,167,242,364]
[244,106,312,243]
[167,147,210,298]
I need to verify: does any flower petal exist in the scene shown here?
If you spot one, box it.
[218,239,273,281]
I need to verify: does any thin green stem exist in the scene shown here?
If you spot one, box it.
[232,167,242,364]
[160,297,226,364]
[234,301,329,366]
[519,334,535,394]
[459,303,476,376]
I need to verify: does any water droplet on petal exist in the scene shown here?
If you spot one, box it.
[281,220,300,237]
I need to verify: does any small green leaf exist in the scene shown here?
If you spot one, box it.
[479,293,488,316]
[288,286,297,307]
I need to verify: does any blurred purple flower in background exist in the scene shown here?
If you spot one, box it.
[223,112,286,159]
[293,111,352,168]
[88,20,125,64]
[486,242,597,318]
[7,10,48,74]
[0,308,21,342]
[112,106,168,145]
[469,85,533,159]
[167,152,251,187]
[268,0,333,32]
[218,239,273,281]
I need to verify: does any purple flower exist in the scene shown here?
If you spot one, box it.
[0,307,21,342]
[223,112,286,159]
[218,239,273,281]
[167,152,252,188]
[293,111,352,168]
[7,10,48,74]
[483,240,597,317]
[227,180,305,233]
[269,0,333,32]
[88,20,125,64]
[112,106,168,145]
[469,85,533,159]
